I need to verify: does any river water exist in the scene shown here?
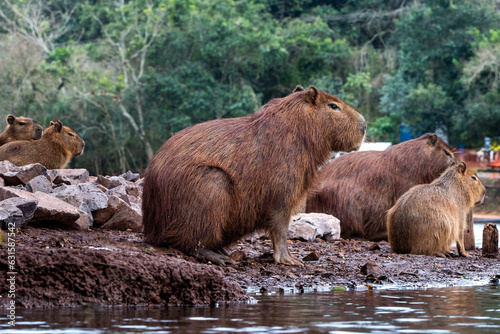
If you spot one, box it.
[2,284,499,333]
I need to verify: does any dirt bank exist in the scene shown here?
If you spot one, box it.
[1,225,498,308]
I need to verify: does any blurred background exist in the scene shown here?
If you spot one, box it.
[0,0,498,175]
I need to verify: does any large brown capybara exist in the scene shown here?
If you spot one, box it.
[0,114,43,146]
[142,85,367,265]
[0,120,85,169]
[386,162,485,256]
[306,133,461,241]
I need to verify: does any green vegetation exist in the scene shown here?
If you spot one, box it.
[0,0,498,174]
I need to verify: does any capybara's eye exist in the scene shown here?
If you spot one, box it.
[443,149,452,157]
[18,122,26,126]
[68,133,75,137]
[328,103,341,111]
[472,176,477,181]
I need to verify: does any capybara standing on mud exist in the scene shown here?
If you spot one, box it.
[0,120,85,169]
[142,85,366,265]
[306,134,461,241]
[387,162,485,256]
[0,114,43,145]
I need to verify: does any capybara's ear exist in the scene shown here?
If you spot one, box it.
[6,115,15,125]
[458,162,467,174]
[50,120,63,132]
[294,85,306,93]
[427,133,438,146]
[305,86,318,105]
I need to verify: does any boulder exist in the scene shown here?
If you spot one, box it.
[120,171,141,182]
[50,183,108,212]
[288,213,341,242]
[92,195,122,226]
[97,175,126,189]
[0,160,17,174]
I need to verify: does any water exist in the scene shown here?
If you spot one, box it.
[2,285,499,333]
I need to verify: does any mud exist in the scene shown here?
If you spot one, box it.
[1,225,498,308]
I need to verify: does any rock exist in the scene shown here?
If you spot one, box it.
[97,175,126,189]
[101,197,142,232]
[51,183,108,212]
[92,195,122,226]
[0,187,87,230]
[288,213,340,242]
[48,169,90,185]
[0,197,38,229]
[230,250,247,262]
[0,163,49,186]
[303,251,320,261]
[120,171,141,182]
[0,160,17,173]
[26,175,53,193]
[360,260,384,277]
[368,242,380,251]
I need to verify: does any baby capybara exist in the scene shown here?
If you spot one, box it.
[142,85,366,265]
[387,162,485,257]
[0,120,85,169]
[0,114,43,145]
[306,134,461,241]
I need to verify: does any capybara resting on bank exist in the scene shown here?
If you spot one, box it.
[142,85,366,265]
[306,134,460,241]
[387,162,485,256]
[0,114,43,145]
[0,120,85,169]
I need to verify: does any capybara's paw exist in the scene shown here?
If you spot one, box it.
[460,251,471,258]
[274,252,304,266]
[196,249,237,266]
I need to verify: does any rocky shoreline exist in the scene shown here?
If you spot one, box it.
[0,164,499,308]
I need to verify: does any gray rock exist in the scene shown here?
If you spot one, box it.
[0,163,49,186]
[0,187,87,230]
[0,197,38,229]
[288,213,341,242]
[48,169,90,185]
[120,171,141,182]
[0,160,16,173]
[97,175,126,189]
[26,175,53,193]
[50,183,108,212]
[92,195,121,226]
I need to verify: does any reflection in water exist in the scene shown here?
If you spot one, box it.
[1,285,499,333]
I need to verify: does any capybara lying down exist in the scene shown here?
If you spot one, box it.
[142,85,366,265]
[0,114,43,145]
[387,162,485,257]
[306,133,460,241]
[0,120,85,169]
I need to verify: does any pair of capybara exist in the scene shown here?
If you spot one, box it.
[142,85,484,265]
[0,115,85,169]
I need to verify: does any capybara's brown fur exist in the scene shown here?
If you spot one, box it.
[0,115,43,145]
[142,85,366,265]
[386,162,485,256]
[0,120,85,169]
[306,134,461,241]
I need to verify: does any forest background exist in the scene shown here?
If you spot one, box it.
[0,0,498,175]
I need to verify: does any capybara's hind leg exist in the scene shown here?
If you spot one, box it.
[195,249,236,266]
[268,211,303,266]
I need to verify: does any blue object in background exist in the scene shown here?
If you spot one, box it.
[400,125,413,142]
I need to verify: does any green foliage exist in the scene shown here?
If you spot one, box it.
[0,0,498,174]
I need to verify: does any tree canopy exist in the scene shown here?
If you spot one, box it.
[0,0,498,174]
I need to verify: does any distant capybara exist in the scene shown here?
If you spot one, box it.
[0,120,85,169]
[0,114,43,145]
[387,162,485,256]
[142,85,367,265]
[306,134,461,241]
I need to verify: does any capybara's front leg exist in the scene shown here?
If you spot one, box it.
[268,215,303,266]
[456,228,471,257]
[196,248,236,266]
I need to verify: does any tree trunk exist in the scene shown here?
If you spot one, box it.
[482,223,498,258]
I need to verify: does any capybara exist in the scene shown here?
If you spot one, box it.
[0,114,43,145]
[306,133,461,241]
[142,85,366,265]
[386,162,485,256]
[0,120,85,169]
